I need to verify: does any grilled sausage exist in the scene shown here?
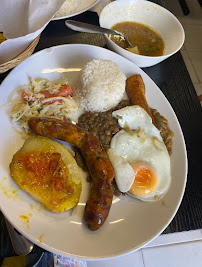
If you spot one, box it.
[126,74,154,120]
[28,117,115,231]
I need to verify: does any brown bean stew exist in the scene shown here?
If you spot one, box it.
[151,109,174,155]
[78,100,173,154]
[78,100,130,151]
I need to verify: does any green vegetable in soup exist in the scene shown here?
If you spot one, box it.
[109,22,165,57]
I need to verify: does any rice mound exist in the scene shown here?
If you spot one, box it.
[74,59,126,112]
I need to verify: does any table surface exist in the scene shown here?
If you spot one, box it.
[0,9,202,259]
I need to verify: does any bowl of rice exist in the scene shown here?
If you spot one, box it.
[53,0,101,20]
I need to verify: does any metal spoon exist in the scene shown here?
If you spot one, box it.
[4,217,34,256]
[65,20,133,48]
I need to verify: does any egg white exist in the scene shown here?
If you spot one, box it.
[112,105,162,141]
[108,105,171,201]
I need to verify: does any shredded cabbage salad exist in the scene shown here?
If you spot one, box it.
[8,78,82,133]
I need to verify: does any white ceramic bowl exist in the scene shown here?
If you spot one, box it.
[99,0,185,68]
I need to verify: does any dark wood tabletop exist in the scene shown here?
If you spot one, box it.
[0,8,201,259]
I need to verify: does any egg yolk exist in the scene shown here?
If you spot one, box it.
[129,162,158,196]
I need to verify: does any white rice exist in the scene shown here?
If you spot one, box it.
[73,59,126,112]
[55,0,79,17]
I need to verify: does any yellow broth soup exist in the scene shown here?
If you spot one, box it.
[109,22,165,57]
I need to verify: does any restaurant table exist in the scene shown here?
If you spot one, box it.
[0,5,202,261]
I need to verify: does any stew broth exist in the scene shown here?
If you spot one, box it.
[109,22,165,57]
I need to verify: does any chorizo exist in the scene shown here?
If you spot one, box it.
[28,117,114,231]
[126,74,154,120]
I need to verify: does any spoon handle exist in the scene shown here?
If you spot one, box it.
[4,217,34,256]
[65,20,121,36]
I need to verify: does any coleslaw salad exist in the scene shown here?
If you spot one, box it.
[7,78,82,133]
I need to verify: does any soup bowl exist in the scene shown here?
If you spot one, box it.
[99,0,185,68]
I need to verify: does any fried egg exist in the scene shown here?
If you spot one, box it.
[108,105,171,201]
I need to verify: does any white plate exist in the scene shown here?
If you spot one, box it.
[0,44,187,260]
[52,0,100,20]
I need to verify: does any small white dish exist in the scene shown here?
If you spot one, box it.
[99,0,185,68]
[53,0,100,20]
[0,44,187,259]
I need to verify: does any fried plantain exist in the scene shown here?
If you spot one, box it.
[10,136,82,213]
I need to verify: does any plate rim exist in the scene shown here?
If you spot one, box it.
[52,0,101,21]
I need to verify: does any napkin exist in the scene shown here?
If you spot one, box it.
[0,0,66,64]
[53,255,87,267]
